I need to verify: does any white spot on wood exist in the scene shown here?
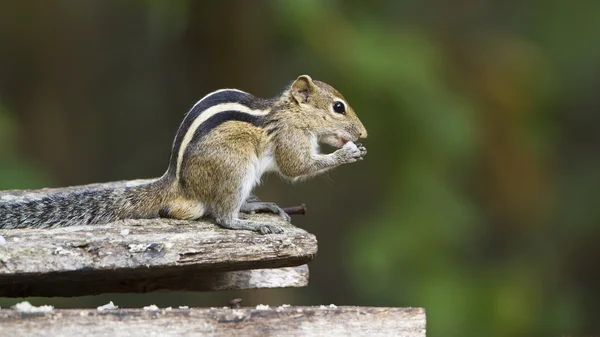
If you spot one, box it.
[53,247,76,256]
[143,305,159,311]
[97,301,118,311]
[128,244,150,253]
[12,301,54,313]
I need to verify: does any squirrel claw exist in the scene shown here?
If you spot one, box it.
[355,143,367,156]
[258,223,284,234]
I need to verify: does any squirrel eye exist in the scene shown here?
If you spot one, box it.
[333,101,346,114]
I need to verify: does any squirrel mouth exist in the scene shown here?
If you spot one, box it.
[337,134,353,144]
[330,134,352,147]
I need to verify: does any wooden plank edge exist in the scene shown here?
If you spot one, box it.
[0,306,426,337]
[0,264,309,297]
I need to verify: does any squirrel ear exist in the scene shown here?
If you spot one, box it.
[291,75,317,104]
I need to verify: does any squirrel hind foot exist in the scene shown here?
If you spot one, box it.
[240,201,291,222]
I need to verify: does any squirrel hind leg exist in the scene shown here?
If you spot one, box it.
[211,195,286,234]
[162,199,206,220]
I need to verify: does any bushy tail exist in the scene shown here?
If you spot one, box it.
[0,188,131,229]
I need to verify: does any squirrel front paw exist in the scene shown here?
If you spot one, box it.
[355,142,367,156]
[335,141,365,164]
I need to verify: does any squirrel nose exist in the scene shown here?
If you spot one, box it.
[353,123,368,139]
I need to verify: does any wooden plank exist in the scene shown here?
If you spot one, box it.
[0,306,426,337]
[0,215,317,297]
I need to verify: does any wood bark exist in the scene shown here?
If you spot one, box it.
[0,214,316,297]
[0,306,426,337]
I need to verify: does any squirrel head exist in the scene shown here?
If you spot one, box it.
[284,75,367,148]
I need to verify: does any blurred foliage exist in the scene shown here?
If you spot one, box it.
[0,103,49,189]
[1,1,600,336]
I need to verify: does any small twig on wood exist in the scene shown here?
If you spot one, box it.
[283,204,307,216]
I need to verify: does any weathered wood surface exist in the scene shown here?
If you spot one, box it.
[0,306,426,337]
[0,215,317,297]
[0,180,316,296]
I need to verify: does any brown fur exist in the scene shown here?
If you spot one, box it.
[166,75,368,233]
[0,75,367,234]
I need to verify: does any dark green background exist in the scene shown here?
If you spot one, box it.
[1,1,600,336]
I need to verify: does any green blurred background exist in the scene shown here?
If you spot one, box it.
[1,1,600,335]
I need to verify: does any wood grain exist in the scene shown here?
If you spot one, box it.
[0,306,426,337]
[0,215,316,297]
